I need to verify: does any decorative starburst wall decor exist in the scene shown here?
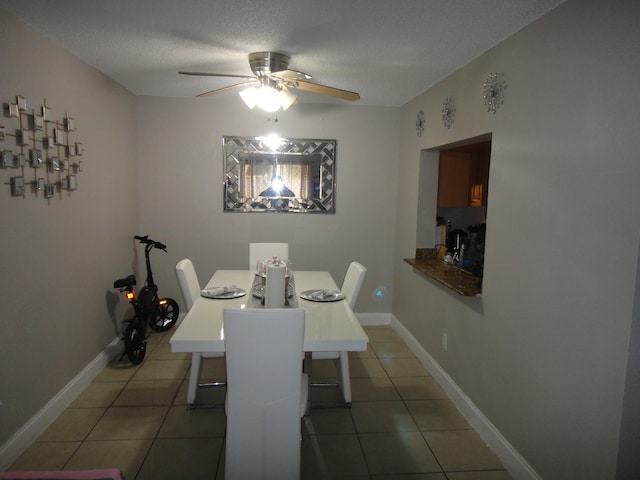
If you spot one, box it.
[415,110,425,137]
[483,72,506,114]
[441,96,455,129]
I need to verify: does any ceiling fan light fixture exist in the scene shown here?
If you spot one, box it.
[239,84,297,112]
[239,86,259,109]
[279,87,297,111]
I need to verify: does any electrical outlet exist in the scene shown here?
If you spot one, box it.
[442,332,448,351]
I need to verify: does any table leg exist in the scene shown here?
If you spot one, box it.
[304,352,312,415]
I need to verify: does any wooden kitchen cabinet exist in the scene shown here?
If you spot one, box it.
[437,142,490,208]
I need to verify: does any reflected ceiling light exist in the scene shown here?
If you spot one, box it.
[256,134,285,151]
[239,82,297,112]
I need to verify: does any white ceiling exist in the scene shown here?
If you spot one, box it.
[0,0,565,107]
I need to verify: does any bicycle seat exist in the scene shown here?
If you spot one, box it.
[113,274,136,289]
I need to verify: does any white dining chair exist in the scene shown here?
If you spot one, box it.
[224,307,307,480]
[175,259,225,408]
[311,261,367,406]
[249,242,289,269]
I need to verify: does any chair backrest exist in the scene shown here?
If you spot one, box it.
[224,307,305,480]
[175,258,200,311]
[341,262,367,310]
[249,242,289,270]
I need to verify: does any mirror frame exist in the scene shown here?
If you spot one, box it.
[223,135,337,214]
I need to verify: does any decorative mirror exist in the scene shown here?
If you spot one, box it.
[223,135,336,213]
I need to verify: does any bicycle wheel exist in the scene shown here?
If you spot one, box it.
[123,321,146,365]
[150,297,179,332]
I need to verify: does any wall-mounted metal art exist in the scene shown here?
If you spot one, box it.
[1,95,84,199]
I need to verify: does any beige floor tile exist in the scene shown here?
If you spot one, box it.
[38,408,106,442]
[364,326,403,343]
[8,441,80,471]
[352,344,377,359]
[65,439,152,480]
[94,361,139,382]
[301,433,369,479]
[351,401,418,433]
[173,375,227,406]
[423,430,504,472]
[303,408,355,435]
[351,376,401,401]
[146,331,166,346]
[113,379,181,406]
[350,358,388,378]
[311,358,340,379]
[197,356,227,380]
[447,471,514,480]
[382,357,429,377]
[371,341,414,359]
[359,431,442,475]
[309,384,346,406]
[147,341,191,360]
[71,381,127,408]
[86,406,168,441]
[136,437,224,480]
[406,399,471,431]
[392,376,448,400]
[131,359,190,381]
[174,379,227,407]
[157,405,226,438]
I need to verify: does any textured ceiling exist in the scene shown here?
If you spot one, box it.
[0,0,565,106]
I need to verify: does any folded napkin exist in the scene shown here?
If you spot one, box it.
[312,289,338,300]
[202,285,237,297]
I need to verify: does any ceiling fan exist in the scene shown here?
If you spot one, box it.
[179,51,360,111]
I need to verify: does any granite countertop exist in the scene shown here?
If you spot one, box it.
[404,248,482,296]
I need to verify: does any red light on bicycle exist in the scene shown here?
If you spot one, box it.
[126,291,135,301]
[159,299,168,306]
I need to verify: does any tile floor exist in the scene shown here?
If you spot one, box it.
[7,326,512,479]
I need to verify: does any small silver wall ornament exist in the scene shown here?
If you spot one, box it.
[483,72,506,114]
[441,96,455,129]
[415,110,425,137]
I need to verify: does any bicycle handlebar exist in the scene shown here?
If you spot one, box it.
[134,235,167,252]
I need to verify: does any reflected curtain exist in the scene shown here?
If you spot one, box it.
[242,163,313,198]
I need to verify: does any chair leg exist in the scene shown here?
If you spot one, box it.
[187,353,227,409]
[310,353,352,407]
[187,353,203,406]
[337,352,352,405]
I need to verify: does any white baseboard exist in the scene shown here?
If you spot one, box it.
[0,336,122,471]
[356,312,391,325]
[389,315,541,480]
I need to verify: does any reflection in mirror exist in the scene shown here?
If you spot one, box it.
[223,136,336,213]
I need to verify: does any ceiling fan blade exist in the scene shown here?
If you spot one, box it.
[293,80,360,101]
[180,71,256,80]
[196,81,258,97]
[275,69,312,80]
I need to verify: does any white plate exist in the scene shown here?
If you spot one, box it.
[299,289,345,302]
[201,288,246,299]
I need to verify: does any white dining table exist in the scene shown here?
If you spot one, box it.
[169,270,369,394]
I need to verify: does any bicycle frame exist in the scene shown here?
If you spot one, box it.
[113,235,179,364]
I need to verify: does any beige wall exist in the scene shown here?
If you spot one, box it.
[134,95,400,314]
[0,12,137,448]
[393,1,640,479]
